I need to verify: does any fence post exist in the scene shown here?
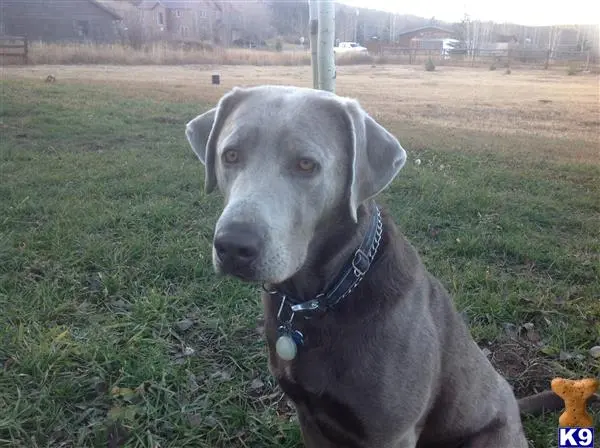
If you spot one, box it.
[585,49,590,71]
[23,37,28,64]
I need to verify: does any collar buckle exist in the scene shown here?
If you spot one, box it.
[352,249,370,277]
[291,298,321,313]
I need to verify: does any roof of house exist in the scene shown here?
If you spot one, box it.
[137,0,218,9]
[95,0,138,15]
[87,0,123,19]
[396,26,454,38]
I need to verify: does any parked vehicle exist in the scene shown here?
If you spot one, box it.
[334,41,368,54]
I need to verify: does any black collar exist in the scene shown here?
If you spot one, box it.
[265,202,383,315]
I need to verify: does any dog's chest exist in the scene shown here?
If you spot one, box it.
[264,317,371,446]
[271,356,370,447]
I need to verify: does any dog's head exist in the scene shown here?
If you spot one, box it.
[186,85,406,283]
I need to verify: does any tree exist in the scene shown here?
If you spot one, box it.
[235,1,275,43]
[268,1,308,38]
[308,0,319,89]
[317,0,336,93]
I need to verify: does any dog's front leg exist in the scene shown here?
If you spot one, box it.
[295,407,344,448]
[460,417,528,448]
[389,431,419,448]
[297,406,419,448]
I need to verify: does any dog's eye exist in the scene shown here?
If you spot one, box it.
[297,158,316,173]
[223,149,239,164]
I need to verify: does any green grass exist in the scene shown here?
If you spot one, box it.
[1,79,599,447]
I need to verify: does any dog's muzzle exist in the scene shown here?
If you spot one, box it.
[213,222,263,280]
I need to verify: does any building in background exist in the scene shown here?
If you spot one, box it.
[0,0,124,43]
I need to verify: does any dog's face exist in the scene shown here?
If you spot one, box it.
[186,86,406,284]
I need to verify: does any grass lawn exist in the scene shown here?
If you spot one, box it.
[0,74,598,447]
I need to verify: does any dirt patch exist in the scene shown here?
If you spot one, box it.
[485,338,556,398]
[153,116,180,124]
[581,120,600,127]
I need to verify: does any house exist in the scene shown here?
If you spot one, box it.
[95,0,139,19]
[136,0,230,43]
[478,33,520,54]
[0,0,124,43]
[553,27,582,52]
[396,25,455,49]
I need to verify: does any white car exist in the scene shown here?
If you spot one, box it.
[334,42,368,54]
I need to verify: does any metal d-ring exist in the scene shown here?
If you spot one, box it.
[262,283,278,295]
[277,295,295,324]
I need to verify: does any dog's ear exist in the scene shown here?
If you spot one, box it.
[185,87,248,193]
[185,108,216,165]
[342,99,407,222]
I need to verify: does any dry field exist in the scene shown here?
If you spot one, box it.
[4,63,599,164]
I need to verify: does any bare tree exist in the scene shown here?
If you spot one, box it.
[308,0,319,89]
[235,1,274,44]
[318,0,336,93]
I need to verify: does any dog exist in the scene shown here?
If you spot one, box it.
[185,85,571,447]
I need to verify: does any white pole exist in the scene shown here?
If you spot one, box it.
[318,0,336,93]
[308,0,319,89]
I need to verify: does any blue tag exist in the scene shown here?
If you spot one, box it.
[558,428,594,448]
[291,330,304,346]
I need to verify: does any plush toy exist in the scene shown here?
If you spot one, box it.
[551,377,599,427]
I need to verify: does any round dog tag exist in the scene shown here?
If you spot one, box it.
[276,334,297,361]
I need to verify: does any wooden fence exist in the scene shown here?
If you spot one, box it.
[0,36,28,64]
[369,45,596,70]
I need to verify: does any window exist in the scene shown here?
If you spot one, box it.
[199,10,207,19]
[75,20,90,37]
[175,9,181,18]
[157,12,164,26]
[180,26,189,37]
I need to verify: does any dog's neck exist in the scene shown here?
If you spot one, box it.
[270,200,376,302]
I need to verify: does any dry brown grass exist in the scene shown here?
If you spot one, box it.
[22,41,311,66]
[0,42,423,67]
[3,41,596,72]
[2,42,384,67]
[3,64,599,164]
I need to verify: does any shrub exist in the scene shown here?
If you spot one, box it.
[489,63,496,71]
[567,64,578,75]
[425,57,435,71]
[275,38,283,52]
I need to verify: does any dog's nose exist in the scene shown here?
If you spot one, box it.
[213,223,262,270]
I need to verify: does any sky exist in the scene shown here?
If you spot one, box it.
[337,0,600,26]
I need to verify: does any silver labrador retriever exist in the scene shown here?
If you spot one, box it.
[185,85,564,448]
